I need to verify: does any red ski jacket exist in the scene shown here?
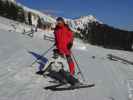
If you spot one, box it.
[54,25,73,56]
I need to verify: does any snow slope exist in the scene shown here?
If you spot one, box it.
[0,16,33,33]
[0,18,133,100]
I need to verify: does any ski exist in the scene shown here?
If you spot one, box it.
[44,83,66,90]
[45,83,95,91]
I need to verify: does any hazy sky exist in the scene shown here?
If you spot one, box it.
[17,0,133,31]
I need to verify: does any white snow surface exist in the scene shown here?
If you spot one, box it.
[0,17,133,100]
[0,16,32,33]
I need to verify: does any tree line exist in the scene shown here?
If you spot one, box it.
[75,22,133,51]
[0,0,25,22]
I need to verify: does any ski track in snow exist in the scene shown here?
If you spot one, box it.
[0,18,133,100]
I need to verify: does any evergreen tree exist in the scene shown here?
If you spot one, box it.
[80,21,133,51]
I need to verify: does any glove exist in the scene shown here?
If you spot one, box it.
[67,42,73,50]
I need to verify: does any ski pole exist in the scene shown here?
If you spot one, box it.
[72,52,86,82]
[30,44,55,67]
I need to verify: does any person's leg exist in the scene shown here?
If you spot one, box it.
[66,55,75,76]
[59,69,79,86]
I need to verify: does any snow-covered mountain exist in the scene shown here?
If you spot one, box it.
[68,15,102,31]
[2,0,56,27]
[16,2,56,25]
[0,0,102,32]
[20,4,56,24]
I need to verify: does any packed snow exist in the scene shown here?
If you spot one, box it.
[0,17,133,100]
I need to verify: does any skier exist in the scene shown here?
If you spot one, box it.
[41,17,81,87]
[41,17,95,90]
[54,17,75,76]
